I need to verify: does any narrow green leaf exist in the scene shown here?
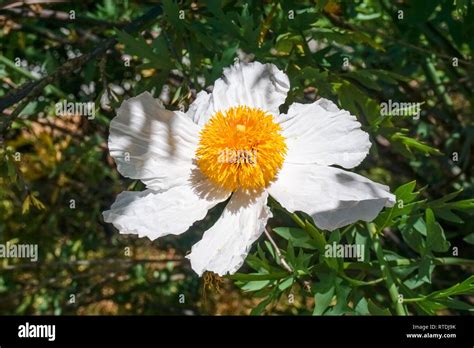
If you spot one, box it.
[367,299,392,316]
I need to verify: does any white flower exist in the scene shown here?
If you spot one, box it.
[103,61,395,276]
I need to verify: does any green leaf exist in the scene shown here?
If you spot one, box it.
[426,208,450,252]
[394,180,418,204]
[417,257,435,284]
[374,181,424,229]
[445,199,474,213]
[413,217,427,235]
[162,0,184,32]
[313,274,336,315]
[278,276,294,291]
[286,240,296,266]
[326,284,353,315]
[354,227,371,262]
[434,298,474,311]
[428,190,463,207]
[245,254,270,272]
[463,233,474,245]
[241,280,271,292]
[275,33,304,55]
[264,240,277,260]
[273,227,318,250]
[324,230,342,271]
[400,216,426,254]
[426,276,474,299]
[345,71,382,91]
[227,272,287,282]
[434,208,464,224]
[250,296,272,316]
[391,132,443,156]
[116,31,157,62]
[337,82,382,127]
[206,43,239,82]
[367,299,392,316]
[303,220,327,252]
[354,297,370,315]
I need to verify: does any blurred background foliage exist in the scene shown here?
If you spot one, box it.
[0,0,473,315]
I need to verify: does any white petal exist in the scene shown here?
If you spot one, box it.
[187,190,271,276]
[187,61,290,126]
[279,98,371,169]
[102,173,231,240]
[186,90,212,126]
[109,91,200,191]
[268,163,395,231]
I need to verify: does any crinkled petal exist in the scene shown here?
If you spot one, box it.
[109,91,200,191]
[186,90,212,127]
[187,61,290,126]
[102,172,231,240]
[187,190,271,276]
[268,163,395,231]
[279,98,371,169]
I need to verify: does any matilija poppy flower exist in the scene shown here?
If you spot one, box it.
[103,61,395,276]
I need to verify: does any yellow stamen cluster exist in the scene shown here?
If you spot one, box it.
[196,106,286,191]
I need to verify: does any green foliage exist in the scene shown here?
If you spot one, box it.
[0,0,473,315]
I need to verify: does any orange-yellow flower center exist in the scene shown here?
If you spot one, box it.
[196,106,287,191]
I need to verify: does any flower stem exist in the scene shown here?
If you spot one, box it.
[263,226,293,274]
[401,297,426,303]
[339,273,385,287]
